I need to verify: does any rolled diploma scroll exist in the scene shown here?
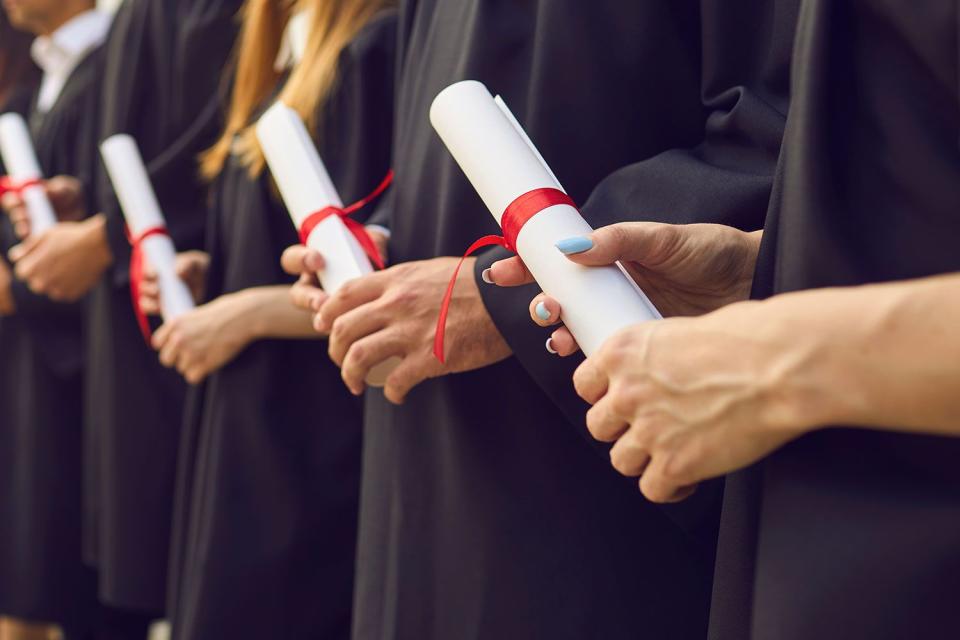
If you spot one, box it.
[430,80,661,357]
[0,113,58,235]
[255,102,399,386]
[99,134,195,322]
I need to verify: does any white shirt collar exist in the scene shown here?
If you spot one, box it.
[31,9,112,112]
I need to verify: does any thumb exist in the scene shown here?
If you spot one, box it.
[555,222,674,268]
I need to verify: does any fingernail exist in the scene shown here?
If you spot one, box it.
[555,236,593,255]
[535,301,551,321]
[545,337,558,355]
[481,268,494,285]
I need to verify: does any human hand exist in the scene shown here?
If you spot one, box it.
[487,222,762,355]
[573,297,829,503]
[7,214,112,301]
[0,259,15,316]
[280,227,389,330]
[152,291,257,384]
[1,175,87,239]
[139,250,211,315]
[317,256,511,403]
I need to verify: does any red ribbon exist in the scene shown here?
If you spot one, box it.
[433,187,576,363]
[298,170,394,271]
[127,225,170,344]
[0,176,42,197]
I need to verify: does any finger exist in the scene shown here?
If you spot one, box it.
[573,358,609,405]
[485,256,534,287]
[280,245,325,277]
[184,367,208,386]
[557,222,673,267]
[529,294,561,327]
[585,395,630,443]
[546,327,579,357]
[0,192,21,213]
[328,302,390,367]
[365,228,389,265]
[8,234,42,263]
[289,280,327,314]
[152,322,173,351]
[340,332,407,396]
[384,353,441,405]
[139,296,161,316]
[157,331,182,366]
[317,274,386,333]
[639,455,696,504]
[608,431,651,477]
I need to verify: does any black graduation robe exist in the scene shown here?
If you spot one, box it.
[353,2,766,638]
[84,0,242,612]
[0,48,102,630]
[709,1,960,638]
[167,13,395,639]
[474,0,801,559]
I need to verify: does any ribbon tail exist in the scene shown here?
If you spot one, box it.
[342,217,385,271]
[433,235,510,364]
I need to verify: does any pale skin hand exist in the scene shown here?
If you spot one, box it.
[7,213,113,302]
[279,228,389,331]
[139,250,211,315]
[575,274,960,503]
[1,175,87,239]
[487,222,762,355]
[315,256,512,404]
[152,285,318,385]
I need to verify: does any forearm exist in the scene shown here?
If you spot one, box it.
[778,274,960,437]
[234,285,320,341]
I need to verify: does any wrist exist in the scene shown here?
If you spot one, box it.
[82,214,114,268]
[753,286,884,435]
[225,289,267,343]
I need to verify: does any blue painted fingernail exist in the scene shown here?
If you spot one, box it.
[555,236,594,255]
[535,301,551,321]
[545,337,558,355]
[481,268,494,284]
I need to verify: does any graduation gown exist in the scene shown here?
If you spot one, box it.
[352,2,780,637]
[84,0,242,612]
[709,1,960,638]
[474,0,801,559]
[0,49,102,629]
[167,14,395,639]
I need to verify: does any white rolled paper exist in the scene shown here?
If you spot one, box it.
[430,80,661,356]
[99,134,195,322]
[0,113,58,235]
[255,102,399,386]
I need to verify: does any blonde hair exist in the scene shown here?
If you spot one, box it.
[201,0,392,180]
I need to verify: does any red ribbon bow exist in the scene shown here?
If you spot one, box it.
[0,176,42,197]
[433,187,576,363]
[127,225,170,344]
[298,170,394,271]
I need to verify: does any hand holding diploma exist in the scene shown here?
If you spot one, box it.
[1,175,87,239]
[315,256,511,404]
[138,251,210,316]
[7,214,112,302]
[0,113,58,236]
[487,222,763,355]
[100,134,196,337]
[566,273,960,503]
[257,102,397,385]
[280,230,389,330]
